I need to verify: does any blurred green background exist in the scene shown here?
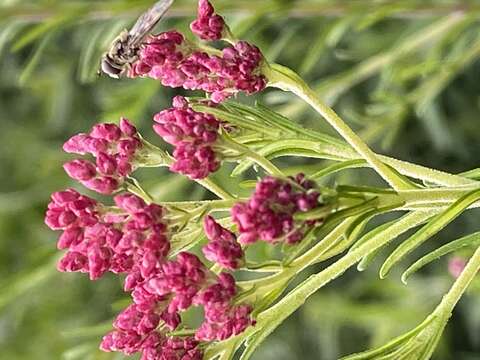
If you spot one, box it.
[1,1,480,359]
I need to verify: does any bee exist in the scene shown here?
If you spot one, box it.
[100,0,175,78]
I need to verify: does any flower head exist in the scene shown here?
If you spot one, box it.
[101,327,202,360]
[196,303,254,342]
[63,118,142,194]
[232,174,323,245]
[131,33,266,102]
[102,249,253,358]
[190,0,226,41]
[153,96,221,179]
[129,31,191,87]
[46,191,169,280]
[141,335,203,360]
[194,273,254,341]
[202,216,244,269]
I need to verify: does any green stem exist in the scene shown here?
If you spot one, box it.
[124,179,154,203]
[266,63,413,191]
[267,138,476,187]
[161,199,237,210]
[219,135,285,177]
[239,185,480,294]
[434,245,480,319]
[394,187,480,210]
[288,210,433,291]
[376,155,476,187]
[196,178,235,200]
[337,186,480,209]
[144,142,234,200]
[219,210,437,358]
[239,217,358,294]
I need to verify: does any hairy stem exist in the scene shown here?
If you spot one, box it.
[266,63,414,191]
[435,245,480,319]
[144,143,234,200]
[219,135,284,177]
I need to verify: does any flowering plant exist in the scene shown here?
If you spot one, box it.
[44,1,480,359]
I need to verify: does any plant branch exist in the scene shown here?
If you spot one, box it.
[266,63,414,191]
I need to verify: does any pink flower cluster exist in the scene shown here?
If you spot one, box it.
[102,252,253,358]
[46,188,255,358]
[101,318,202,360]
[130,31,189,87]
[45,190,169,280]
[195,272,253,341]
[232,174,322,245]
[130,32,266,103]
[203,216,244,270]
[190,0,226,41]
[153,96,221,179]
[63,118,142,194]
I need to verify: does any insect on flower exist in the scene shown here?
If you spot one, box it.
[100,0,175,78]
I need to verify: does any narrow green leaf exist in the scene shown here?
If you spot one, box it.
[239,300,288,360]
[61,321,113,339]
[265,25,299,61]
[231,139,342,177]
[311,159,366,180]
[0,21,25,58]
[350,218,398,253]
[380,189,480,279]
[401,232,480,284]
[18,31,54,86]
[357,247,382,272]
[345,204,403,245]
[12,13,76,51]
[459,168,480,180]
[326,16,356,47]
[251,279,290,317]
[296,197,378,222]
[238,180,257,189]
[340,315,437,360]
[0,254,59,310]
[193,105,276,134]
[356,3,407,30]
[337,184,397,195]
[230,101,347,147]
[355,210,438,271]
[282,228,318,265]
[78,24,106,83]
[62,343,97,360]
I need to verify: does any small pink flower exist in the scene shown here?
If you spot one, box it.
[196,303,254,341]
[45,189,99,231]
[102,300,203,358]
[100,330,143,355]
[194,272,236,307]
[131,32,266,102]
[63,159,96,181]
[139,334,203,360]
[63,118,142,194]
[46,191,169,281]
[190,0,226,41]
[448,256,467,278]
[202,216,244,269]
[153,96,221,179]
[232,174,323,245]
[96,248,254,358]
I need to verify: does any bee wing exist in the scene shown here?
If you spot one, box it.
[127,0,175,47]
